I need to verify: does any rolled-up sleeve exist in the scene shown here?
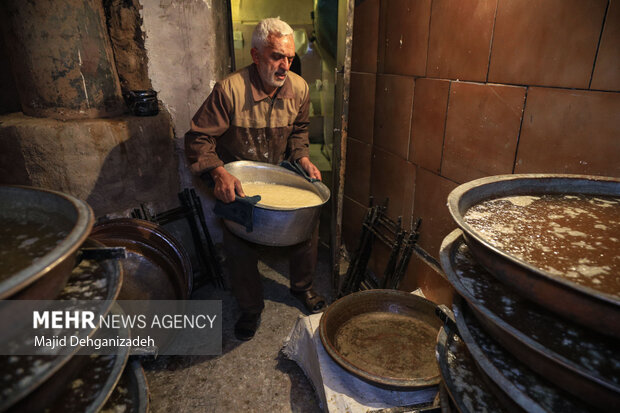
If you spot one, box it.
[286,86,310,162]
[184,83,233,175]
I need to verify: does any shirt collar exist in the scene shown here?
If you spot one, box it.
[249,63,294,102]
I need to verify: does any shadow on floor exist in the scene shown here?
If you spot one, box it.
[275,352,324,413]
[141,245,334,370]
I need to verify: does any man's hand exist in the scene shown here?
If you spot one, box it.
[210,166,245,203]
[297,156,322,181]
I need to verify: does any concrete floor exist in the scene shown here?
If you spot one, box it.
[142,245,333,412]
[142,143,334,412]
[141,143,334,412]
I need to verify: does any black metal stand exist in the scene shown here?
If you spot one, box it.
[338,199,443,297]
[132,188,224,289]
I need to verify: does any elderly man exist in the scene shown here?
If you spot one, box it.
[185,18,326,341]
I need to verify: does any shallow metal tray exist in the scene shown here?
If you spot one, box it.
[447,174,620,338]
[453,297,597,413]
[102,359,149,413]
[6,311,130,413]
[90,218,192,300]
[440,229,620,409]
[0,238,123,411]
[436,324,508,413]
[319,289,441,389]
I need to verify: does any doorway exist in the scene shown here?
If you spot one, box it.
[228,0,353,284]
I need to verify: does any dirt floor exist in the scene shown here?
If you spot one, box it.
[141,243,333,413]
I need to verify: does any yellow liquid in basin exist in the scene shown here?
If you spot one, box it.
[242,182,323,209]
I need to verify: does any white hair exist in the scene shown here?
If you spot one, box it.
[251,17,294,50]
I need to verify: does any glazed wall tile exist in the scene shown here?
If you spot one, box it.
[348,72,376,145]
[373,74,415,159]
[426,0,497,82]
[342,195,369,254]
[488,0,606,88]
[441,81,525,183]
[591,1,620,91]
[409,78,450,172]
[383,0,432,76]
[351,0,380,73]
[370,147,416,229]
[401,255,454,305]
[344,137,372,205]
[515,87,620,177]
[411,166,459,260]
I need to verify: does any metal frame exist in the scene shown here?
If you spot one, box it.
[338,200,434,297]
[132,188,223,289]
[330,0,355,290]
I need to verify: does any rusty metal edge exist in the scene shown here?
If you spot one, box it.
[440,229,620,408]
[129,359,149,413]
[0,238,123,411]
[83,315,131,413]
[435,325,512,413]
[452,297,597,413]
[91,218,192,298]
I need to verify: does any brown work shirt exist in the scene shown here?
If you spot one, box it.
[185,64,310,175]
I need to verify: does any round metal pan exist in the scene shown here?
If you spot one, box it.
[319,289,441,389]
[101,360,149,413]
[447,174,620,338]
[0,238,123,411]
[436,324,509,413]
[7,312,130,413]
[440,229,620,410]
[90,218,192,300]
[223,161,330,246]
[0,185,94,300]
[453,297,597,413]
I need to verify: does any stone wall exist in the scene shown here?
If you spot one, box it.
[0,0,231,228]
[140,0,232,241]
[0,112,178,217]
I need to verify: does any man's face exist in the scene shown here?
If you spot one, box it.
[251,33,295,90]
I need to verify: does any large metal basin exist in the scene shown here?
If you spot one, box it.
[453,297,596,412]
[440,229,620,409]
[447,174,620,338]
[0,185,94,299]
[223,161,330,246]
[319,289,441,389]
[436,324,507,413]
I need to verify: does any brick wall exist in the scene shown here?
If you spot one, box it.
[343,0,620,304]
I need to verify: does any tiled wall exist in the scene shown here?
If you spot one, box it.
[343,0,620,305]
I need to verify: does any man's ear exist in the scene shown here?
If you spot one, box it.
[250,48,259,65]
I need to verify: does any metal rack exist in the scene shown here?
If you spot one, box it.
[338,199,443,297]
[132,188,224,289]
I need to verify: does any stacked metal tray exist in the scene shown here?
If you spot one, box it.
[0,186,152,412]
[436,174,620,411]
[0,237,130,412]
